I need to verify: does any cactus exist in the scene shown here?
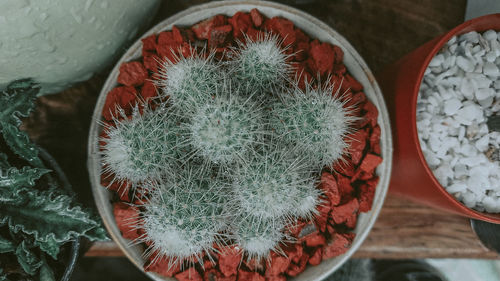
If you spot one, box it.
[229,34,293,95]
[232,214,286,261]
[102,28,360,265]
[157,49,221,112]
[189,87,265,165]
[232,148,320,222]
[100,105,185,187]
[138,165,230,265]
[269,80,357,169]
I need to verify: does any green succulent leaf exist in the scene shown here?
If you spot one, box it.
[1,122,43,168]
[0,187,108,259]
[15,241,42,276]
[0,166,50,190]
[39,254,56,281]
[0,234,15,253]
[0,79,39,127]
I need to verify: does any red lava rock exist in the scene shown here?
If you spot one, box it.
[333,64,347,76]
[314,203,331,232]
[173,26,195,43]
[308,248,323,266]
[281,243,303,265]
[108,180,131,202]
[175,267,202,281]
[363,101,379,127]
[243,258,264,272]
[348,129,368,166]
[228,11,252,39]
[330,198,359,225]
[263,17,296,46]
[113,202,140,240]
[304,232,326,247]
[192,15,228,40]
[144,258,180,277]
[336,174,354,201]
[308,42,335,76]
[204,270,237,281]
[140,80,157,101]
[370,125,381,149]
[118,61,148,87]
[333,161,356,178]
[209,24,233,48]
[320,172,341,206]
[344,90,367,111]
[238,270,265,281]
[360,154,383,174]
[358,177,379,212]
[156,31,181,60]
[143,52,161,73]
[265,275,286,281]
[332,45,344,64]
[102,86,137,121]
[344,74,364,92]
[250,8,264,27]
[286,254,309,277]
[322,234,351,259]
[141,34,157,52]
[218,248,242,277]
[294,41,310,61]
[265,253,291,277]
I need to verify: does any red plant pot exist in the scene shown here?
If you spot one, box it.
[377,14,500,223]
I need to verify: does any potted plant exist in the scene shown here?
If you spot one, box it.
[88,1,392,280]
[0,79,108,281]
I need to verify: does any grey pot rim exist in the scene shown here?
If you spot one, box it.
[87,1,393,281]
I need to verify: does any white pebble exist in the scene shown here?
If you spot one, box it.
[443,98,462,115]
[456,56,475,72]
[483,61,500,77]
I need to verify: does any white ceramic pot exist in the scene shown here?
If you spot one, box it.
[0,0,160,94]
[88,1,393,280]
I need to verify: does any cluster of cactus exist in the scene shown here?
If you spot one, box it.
[100,35,356,265]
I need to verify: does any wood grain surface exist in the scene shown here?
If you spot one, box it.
[21,0,500,259]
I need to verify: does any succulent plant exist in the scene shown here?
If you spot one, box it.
[138,164,230,265]
[232,214,286,261]
[1,79,107,280]
[103,30,357,265]
[269,80,357,168]
[232,148,320,223]
[229,34,293,95]
[157,49,222,112]
[188,87,265,165]
[100,104,185,187]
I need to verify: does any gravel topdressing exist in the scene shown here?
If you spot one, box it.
[417,30,500,213]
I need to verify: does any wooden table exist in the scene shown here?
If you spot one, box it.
[22,0,500,259]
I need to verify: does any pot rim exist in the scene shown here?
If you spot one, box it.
[409,13,500,223]
[87,1,393,280]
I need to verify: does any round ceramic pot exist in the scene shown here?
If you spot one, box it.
[377,14,500,223]
[88,1,393,280]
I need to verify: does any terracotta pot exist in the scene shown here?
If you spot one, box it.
[377,14,500,223]
[88,1,393,280]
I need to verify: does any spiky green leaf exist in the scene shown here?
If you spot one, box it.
[0,122,43,167]
[0,234,15,254]
[15,241,42,276]
[0,187,108,259]
[39,254,56,281]
[0,79,39,127]
[0,167,50,190]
